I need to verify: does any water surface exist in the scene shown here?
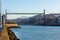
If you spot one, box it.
[11,25,60,40]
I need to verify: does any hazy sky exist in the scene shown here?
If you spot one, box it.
[2,0,60,13]
[1,0,60,19]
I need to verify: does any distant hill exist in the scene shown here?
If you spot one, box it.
[7,13,60,26]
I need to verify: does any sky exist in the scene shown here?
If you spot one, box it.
[1,0,60,19]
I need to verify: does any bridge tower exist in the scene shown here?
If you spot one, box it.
[2,10,7,27]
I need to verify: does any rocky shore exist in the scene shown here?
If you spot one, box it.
[7,28,20,40]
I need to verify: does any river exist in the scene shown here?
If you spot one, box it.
[10,25,60,40]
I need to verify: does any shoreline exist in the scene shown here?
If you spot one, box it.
[18,24,60,26]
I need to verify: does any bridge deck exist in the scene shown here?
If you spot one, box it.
[6,13,42,15]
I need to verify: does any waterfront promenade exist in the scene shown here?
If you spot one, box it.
[0,27,10,40]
